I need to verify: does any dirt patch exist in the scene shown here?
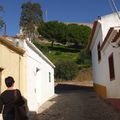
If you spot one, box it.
[55,80,93,87]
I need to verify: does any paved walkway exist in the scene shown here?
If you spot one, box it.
[107,98,120,111]
[34,84,120,120]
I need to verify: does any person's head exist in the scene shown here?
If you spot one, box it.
[5,76,15,88]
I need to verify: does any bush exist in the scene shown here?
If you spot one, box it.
[55,60,78,80]
[76,49,91,66]
[55,51,61,55]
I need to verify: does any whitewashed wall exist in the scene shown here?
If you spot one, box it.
[100,13,120,98]
[24,41,54,111]
[91,25,107,86]
[91,12,120,98]
[103,44,120,98]
[100,12,120,39]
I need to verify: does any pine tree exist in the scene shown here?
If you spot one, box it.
[20,1,43,40]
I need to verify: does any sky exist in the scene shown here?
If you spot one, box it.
[0,0,120,36]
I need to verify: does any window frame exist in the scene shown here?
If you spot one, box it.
[97,41,101,62]
[108,53,115,81]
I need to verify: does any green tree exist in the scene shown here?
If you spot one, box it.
[66,24,80,46]
[76,49,91,68]
[20,1,43,40]
[66,24,91,48]
[38,21,67,47]
[55,22,67,44]
[0,5,4,29]
[78,25,91,48]
[44,21,59,47]
[38,22,91,48]
[55,60,78,80]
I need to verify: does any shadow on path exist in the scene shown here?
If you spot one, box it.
[55,83,93,93]
[34,83,120,120]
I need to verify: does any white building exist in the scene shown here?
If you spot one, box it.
[87,12,120,99]
[24,39,55,111]
[1,36,55,112]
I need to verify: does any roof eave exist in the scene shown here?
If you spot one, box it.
[87,20,101,50]
[0,36,25,56]
[26,40,55,68]
[100,27,114,51]
[112,30,120,43]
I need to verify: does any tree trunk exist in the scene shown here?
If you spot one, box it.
[51,40,54,48]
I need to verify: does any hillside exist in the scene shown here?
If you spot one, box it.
[32,39,92,81]
[33,40,79,63]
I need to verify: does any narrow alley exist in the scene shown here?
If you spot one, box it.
[33,83,120,120]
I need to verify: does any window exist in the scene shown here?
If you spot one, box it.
[108,53,115,81]
[97,42,101,62]
[49,72,51,82]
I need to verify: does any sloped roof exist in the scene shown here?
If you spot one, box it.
[87,21,99,50]
[26,40,55,68]
[112,29,120,42]
[100,27,114,51]
[87,12,120,50]
[100,27,120,51]
[0,36,25,55]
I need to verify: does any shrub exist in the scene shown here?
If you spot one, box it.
[76,49,91,66]
[55,51,61,55]
[55,60,78,80]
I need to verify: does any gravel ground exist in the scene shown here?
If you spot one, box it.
[34,83,120,120]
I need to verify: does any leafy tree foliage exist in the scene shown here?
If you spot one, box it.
[20,1,43,40]
[66,24,91,48]
[78,25,91,48]
[38,21,67,47]
[38,21,91,48]
[55,60,79,80]
[0,5,4,29]
[66,24,80,46]
[55,22,67,44]
[76,49,91,68]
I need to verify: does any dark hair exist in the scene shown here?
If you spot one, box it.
[5,76,15,87]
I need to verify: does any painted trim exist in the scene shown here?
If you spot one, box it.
[112,30,120,42]
[93,83,107,98]
[100,27,114,51]
[0,37,25,56]
[97,41,101,62]
[87,20,100,49]
[87,21,98,49]
[108,53,115,81]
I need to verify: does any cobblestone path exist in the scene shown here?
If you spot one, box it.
[34,84,120,120]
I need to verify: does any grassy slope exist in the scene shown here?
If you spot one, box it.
[33,40,92,81]
[33,40,79,64]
